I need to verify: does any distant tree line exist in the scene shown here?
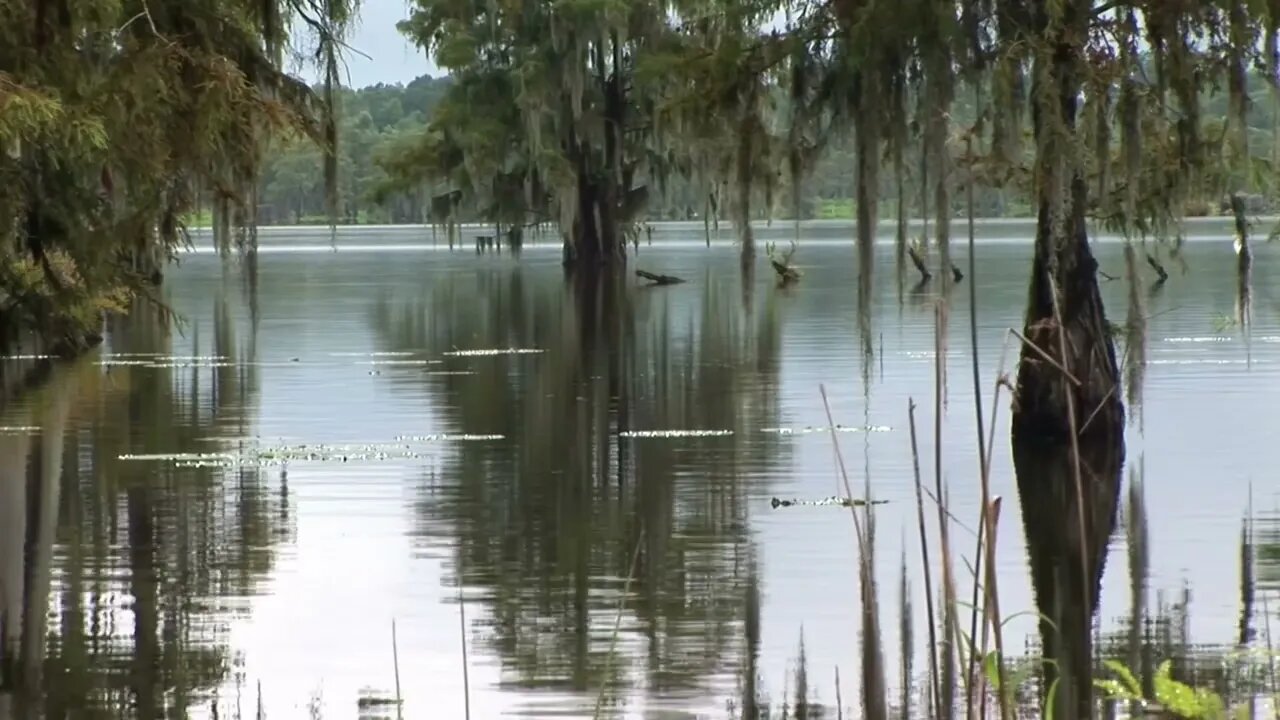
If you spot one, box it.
[251,69,1280,227]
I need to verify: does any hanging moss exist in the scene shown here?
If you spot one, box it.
[0,0,352,353]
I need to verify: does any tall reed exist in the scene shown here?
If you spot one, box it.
[821,385,886,720]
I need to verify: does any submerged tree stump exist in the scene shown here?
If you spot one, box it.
[1012,434,1123,718]
[1012,5,1127,716]
[1013,212,1125,719]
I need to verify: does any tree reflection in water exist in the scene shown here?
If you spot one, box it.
[370,266,789,708]
[0,280,288,719]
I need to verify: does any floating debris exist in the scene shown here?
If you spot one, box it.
[358,359,443,366]
[771,496,889,509]
[443,348,544,357]
[119,452,237,462]
[618,429,734,438]
[118,434,508,469]
[762,425,892,435]
[175,459,238,469]
[395,433,505,442]
[106,354,229,360]
[423,370,475,376]
[1150,358,1268,366]
[1162,336,1232,343]
[330,351,419,357]
[143,361,237,368]
[0,425,40,434]
[0,354,54,360]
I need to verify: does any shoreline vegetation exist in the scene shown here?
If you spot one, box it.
[175,214,1280,231]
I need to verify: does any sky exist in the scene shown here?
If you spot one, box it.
[333,2,437,88]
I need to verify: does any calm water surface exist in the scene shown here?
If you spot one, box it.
[2,226,1278,718]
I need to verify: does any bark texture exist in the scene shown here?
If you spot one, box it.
[1012,2,1126,718]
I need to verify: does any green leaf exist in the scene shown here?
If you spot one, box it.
[1102,659,1144,699]
[1152,660,1226,719]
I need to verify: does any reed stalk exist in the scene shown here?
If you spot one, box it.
[909,399,942,717]
[821,384,887,720]
[593,530,645,719]
[933,302,960,720]
[962,132,989,720]
[392,619,403,720]
[459,565,471,720]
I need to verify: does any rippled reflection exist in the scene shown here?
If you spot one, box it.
[367,267,790,711]
[0,233,1277,718]
[0,289,285,719]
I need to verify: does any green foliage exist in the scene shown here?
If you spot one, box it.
[1096,659,1228,719]
[0,0,356,352]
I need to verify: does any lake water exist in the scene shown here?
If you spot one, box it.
[1,223,1278,719]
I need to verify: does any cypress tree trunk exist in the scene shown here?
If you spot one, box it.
[563,36,626,274]
[1013,2,1125,718]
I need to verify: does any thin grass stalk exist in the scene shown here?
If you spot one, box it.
[794,631,810,717]
[1126,467,1149,719]
[901,552,914,720]
[593,531,646,719]
[983,498,1010,720]
[1008,329,1082,386]
[933,302,960,720]
[1239,511,1255,650]
[979,332,1015,720]
[967,330,1008,712]
[836,665,845,720]
[909,399,943,717]
[459,563,471,720]
[962,133,989,720]
[1251,484,1278,704]
[820,384,887,720]
[1046,272,1094,717]
[392,619,403,720]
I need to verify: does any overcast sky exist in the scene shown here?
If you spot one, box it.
[334,2,437,88]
